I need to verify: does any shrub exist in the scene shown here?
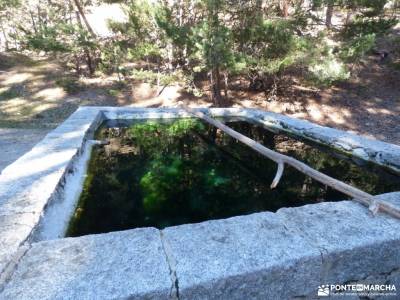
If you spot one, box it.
[55,77,82,94]
[127,43,161,61]
[130,69,182,86]
[236,19,296,60]
[340,34,376,62]
[308,56,350,86]
[342,18,397,39]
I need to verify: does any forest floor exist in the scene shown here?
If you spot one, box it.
[0,30,399,171]
[0,128,48,172]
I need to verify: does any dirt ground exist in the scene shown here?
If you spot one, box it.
[0,128,48,172]
[257,56,400,144]
[0,38,399,157]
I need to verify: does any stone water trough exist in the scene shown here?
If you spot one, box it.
[0,107,400,299]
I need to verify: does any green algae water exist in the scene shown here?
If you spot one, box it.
[66,119,400,237]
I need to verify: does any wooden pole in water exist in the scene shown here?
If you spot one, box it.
[183,106,400,220]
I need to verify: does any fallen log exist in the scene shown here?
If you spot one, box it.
[183,106,400,220]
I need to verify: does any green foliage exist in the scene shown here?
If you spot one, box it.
[67,120,400,236]
[205,168,229,187]
[308,54,350,85]
[237,19,295,60]
[391,61,400,71]
[140,156,183,212]
[204,1,232,67]
[127,43,161,61]
[303,37,350,86]
[193,21,235,70]
[100,1,163,76]
[350,0,387,17]
[130,69,183,85]
[312,0,388,16]
[340,33,376,62]
[260,35,316,75]
[108,88,122,97]
[23,20,96,53]
[98,41,125,75]
[24,25,69,52]
[3,0,398,95]
[0,0,20,10]
[342,18,397,38]
[106,0,157,50]
[155,5,193,49]
[122,0,156,39]
[55,77,82,94]
[166,119,206,137]
[129,119,205,153]
[388,35,400,70]
[128,119,212,213]
[231,17,329,85]
[130,69,158,82]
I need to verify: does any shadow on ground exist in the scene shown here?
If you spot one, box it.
[0,51,399,145]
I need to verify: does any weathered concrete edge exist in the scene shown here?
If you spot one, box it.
[0,228,174,300]
[4,194,397,299]
[98,106,400,173]
[159,193,400,299]
[31,139,96,241]
[0,107,103,284]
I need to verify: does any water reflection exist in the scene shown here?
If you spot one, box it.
[67,119,400,237]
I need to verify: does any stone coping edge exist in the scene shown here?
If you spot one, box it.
[0,106,399,299]
[1,194,400,299]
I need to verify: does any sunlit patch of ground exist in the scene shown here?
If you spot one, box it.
[0,54,116,127]
[229,59,400,144]
[0,51,399,145]
[2,72,33,85]
[34,87,66,102]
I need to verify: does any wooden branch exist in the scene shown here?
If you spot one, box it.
[271,162,284,189]
[183,107,400,220]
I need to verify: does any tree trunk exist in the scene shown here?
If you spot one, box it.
[345,8,353,25]
[223,71,228,99]
[73,53,81,75]
[167,42,174,70]
[73,0,96,37]
[75,11,94,76]
[281,0,289,17]
[36,5,42,29]
[210,67,222,107]
[85,48,94,75]
[29,11,37,34]
[0,18,9,51]
[12,27,18,50]
[326,2,334,29]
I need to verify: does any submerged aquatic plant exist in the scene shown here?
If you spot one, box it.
[66,120,400,237]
